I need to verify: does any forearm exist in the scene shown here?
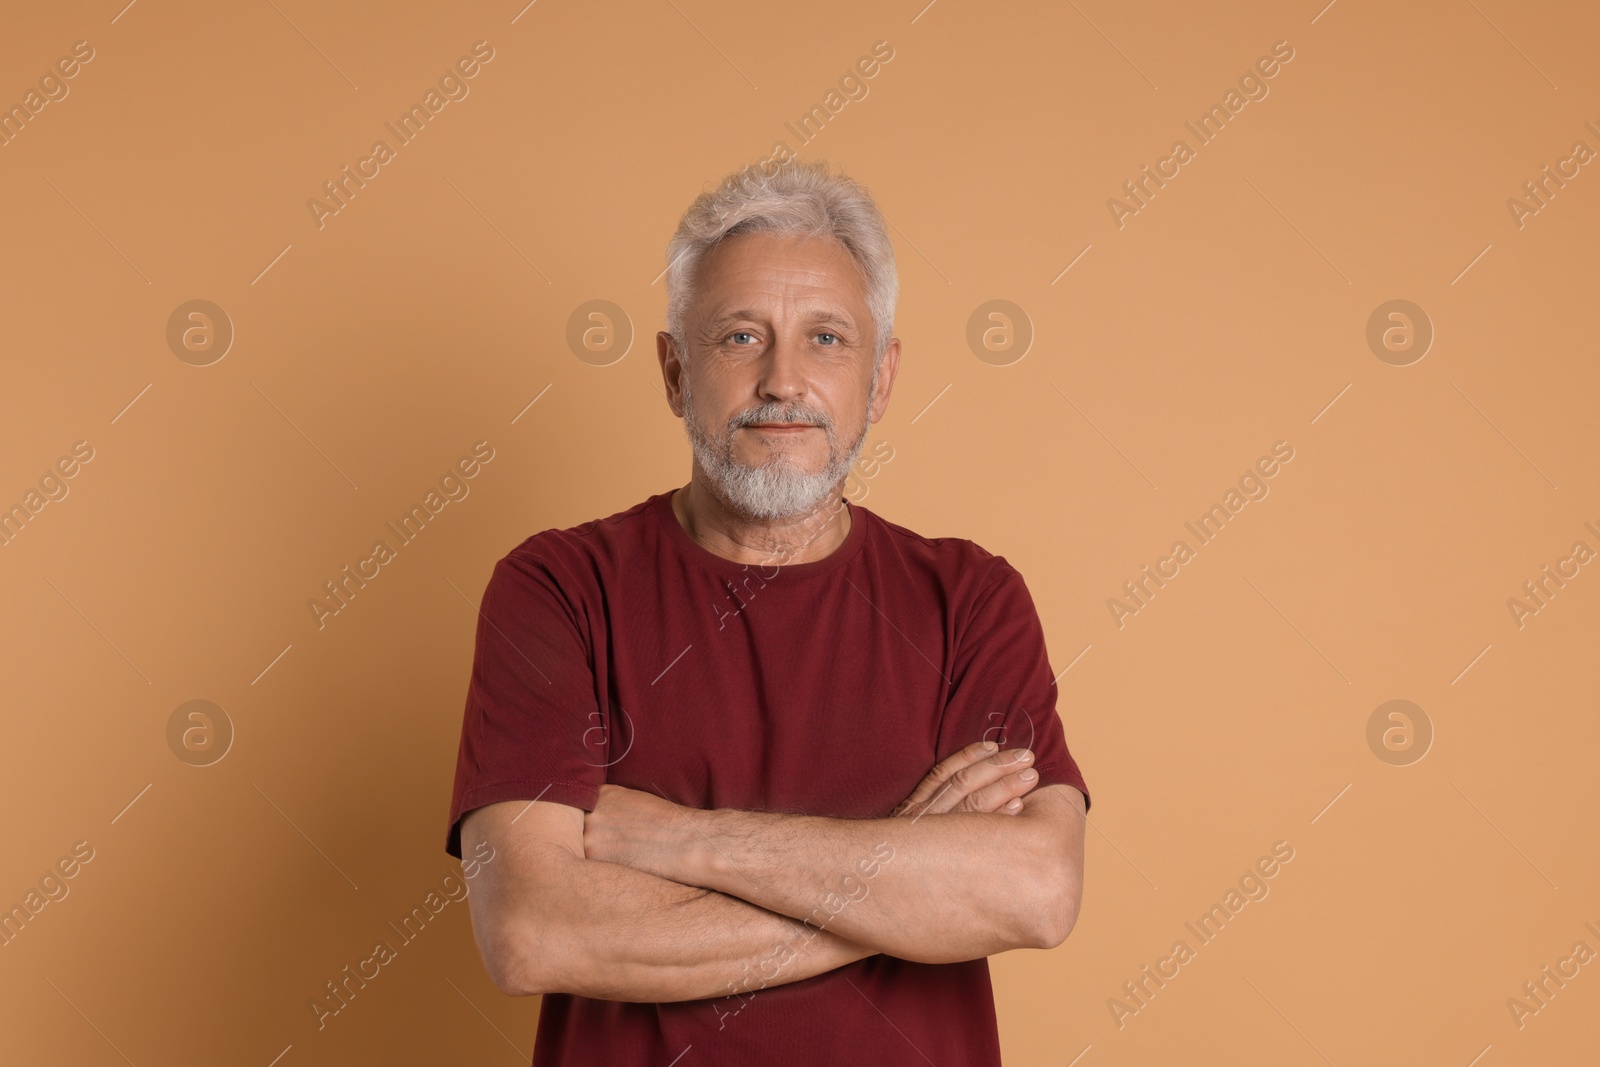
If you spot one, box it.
[677,806,1070,963]
[516,847,875,1002]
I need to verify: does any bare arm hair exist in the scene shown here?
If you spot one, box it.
[460,799,874,1002]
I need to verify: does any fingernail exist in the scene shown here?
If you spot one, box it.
[1020,769,1037,781]
[983,741,998,752]
[1017,750,1032,762]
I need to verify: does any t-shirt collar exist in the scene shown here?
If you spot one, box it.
[651,487,869,581]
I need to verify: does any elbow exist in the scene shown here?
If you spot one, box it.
[493,966,542,999]
[486,949,539,997]
[1030,887,1081,949]
[484,918,554,997]
[1023,863,1082,950]
[1014,803,1085,950]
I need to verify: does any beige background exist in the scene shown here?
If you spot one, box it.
[2,0,1598,1063]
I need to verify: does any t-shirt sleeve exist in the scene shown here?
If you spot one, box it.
[934,558,1091,813]
[443,548,606,858]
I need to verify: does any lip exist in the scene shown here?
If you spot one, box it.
[746,424,817,432]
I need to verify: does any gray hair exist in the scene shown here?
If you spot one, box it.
[664,159,898,364]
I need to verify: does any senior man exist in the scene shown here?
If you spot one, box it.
[445,159,1091,1065]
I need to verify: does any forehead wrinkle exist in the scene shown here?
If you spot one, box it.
[691,233,872,339]
[704,303,861,331]
[699,276,866,330]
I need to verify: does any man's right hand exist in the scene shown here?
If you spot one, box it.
[890,740,1039,819]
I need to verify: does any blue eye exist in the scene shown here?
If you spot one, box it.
[817,333,838,345]
[730,331,756,344]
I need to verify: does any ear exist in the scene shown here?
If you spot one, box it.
[657,331,687,417]
[867,336,901,425]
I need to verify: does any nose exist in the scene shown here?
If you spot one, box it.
[757,332,807,408]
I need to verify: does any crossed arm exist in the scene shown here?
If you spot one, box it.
[458,742,1086,1003]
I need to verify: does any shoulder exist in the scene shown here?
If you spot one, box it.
[860,505,1026,608]
[501,493,657,569]
[487,493,661,608]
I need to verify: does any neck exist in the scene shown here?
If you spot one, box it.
[672,477,851,566]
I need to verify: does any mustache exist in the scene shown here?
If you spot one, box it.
[729,404,834,431]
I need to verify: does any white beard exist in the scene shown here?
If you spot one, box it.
[679,366,876,522]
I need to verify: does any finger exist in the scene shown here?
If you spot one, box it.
[894,740,1000,814]
[955,764,1040,814]
[915,748,1035,816]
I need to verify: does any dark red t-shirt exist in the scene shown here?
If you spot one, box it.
[445,489,1091,1066]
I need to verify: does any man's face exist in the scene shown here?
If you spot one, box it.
[659,230,899,522]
